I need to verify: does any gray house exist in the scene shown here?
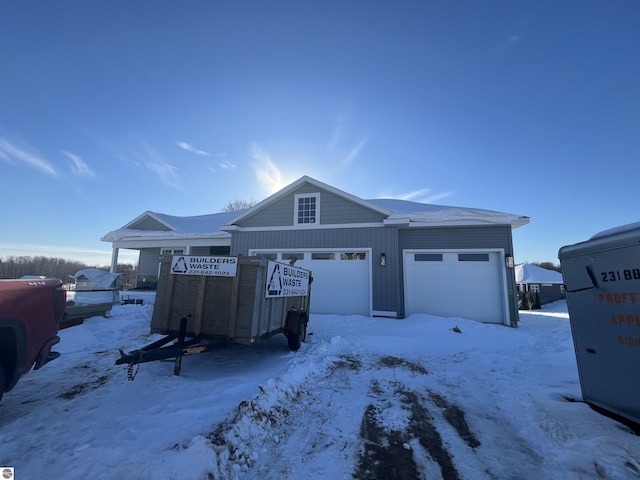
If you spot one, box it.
[103,176,529,326]
[515,263,565,308]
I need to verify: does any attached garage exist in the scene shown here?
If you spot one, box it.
[250,249,371,316]
[403,250,508,324]
[105,176,529,326]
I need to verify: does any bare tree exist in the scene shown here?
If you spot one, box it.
[0,255,136,283]
[221,199,258,212]
[532,261,561,273]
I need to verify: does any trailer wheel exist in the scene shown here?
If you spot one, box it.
[287,316,307,351]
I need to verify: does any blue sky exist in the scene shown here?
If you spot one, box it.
[1,1,638,266]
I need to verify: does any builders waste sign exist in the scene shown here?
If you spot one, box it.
[170,256,238,277]
[265,261,310,297]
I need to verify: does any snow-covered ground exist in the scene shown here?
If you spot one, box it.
[1,295,639,480]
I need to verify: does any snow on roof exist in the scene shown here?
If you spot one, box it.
[515,264,563,284]
[103,196,528,244]
[102,210,243,242]
[369,199,529,229]
[72,268,120,289]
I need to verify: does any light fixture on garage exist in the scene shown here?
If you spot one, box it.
[380,253,386,267]
[505,254,514,268]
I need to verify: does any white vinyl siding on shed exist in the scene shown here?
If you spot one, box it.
[403,250,507,324]
[250,249,371,316]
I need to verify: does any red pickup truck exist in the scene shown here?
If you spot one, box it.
[0,278,67,401]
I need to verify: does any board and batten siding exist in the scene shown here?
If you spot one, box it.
[231,226,399,314]
[138,248,162,275]
[397,225,519,323]
[132,216,171,231]
[237,185,386,228]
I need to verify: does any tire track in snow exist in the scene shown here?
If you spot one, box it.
[204,351,489,479]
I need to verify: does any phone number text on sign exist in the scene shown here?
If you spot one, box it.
[170,256,238,277]
[265,261,310,297]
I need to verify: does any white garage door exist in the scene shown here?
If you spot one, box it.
[404,251,505,323]
[251,250,371,316]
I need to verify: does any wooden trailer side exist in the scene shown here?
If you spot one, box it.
[150,256,309,344]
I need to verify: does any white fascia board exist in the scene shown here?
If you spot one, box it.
[402,217,530,229]
[108,237,231,250]
[102,229,230,242]
[383,218,410,226]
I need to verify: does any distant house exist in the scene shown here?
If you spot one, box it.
[515,263,565,308]
[102,176,529,325]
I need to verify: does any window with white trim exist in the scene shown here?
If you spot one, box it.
[161,248,184,255]
[311,252,335,260]
[415,253,443,262]
[340,252,367,260]
[530,284,540,293]
[294,193,320,225]
[282,252,304,262]
[458,253,490,262]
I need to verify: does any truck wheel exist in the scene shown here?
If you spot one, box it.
[287,316,307,351]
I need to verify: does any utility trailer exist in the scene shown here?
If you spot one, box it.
[559,222,640,426]
[116,255,312,376]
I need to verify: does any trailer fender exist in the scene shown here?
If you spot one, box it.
[285,310,304,335]
[285,310,308,351]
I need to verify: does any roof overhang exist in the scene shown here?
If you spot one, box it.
[384,214,530,230]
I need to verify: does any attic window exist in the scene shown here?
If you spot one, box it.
[294,193,319,225]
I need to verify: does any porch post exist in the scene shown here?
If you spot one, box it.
[110,247,119,273]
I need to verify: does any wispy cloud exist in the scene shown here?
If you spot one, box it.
[143,142,182,190]
[0,150,11,163]
[341,136,368,166]
[61,150,95,177]
[0,136,58,177]
[499,34,522,51]
[327,111,369,168]
[250,143,285,195]
[382,187,454,204]
[219,161,236,170]
[147,162,181,189]
[328,116,347,151]
[177,141,211,157]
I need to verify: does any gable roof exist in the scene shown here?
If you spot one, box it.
[224,176,528,229]
[102,177,529,243]
[101,210,242,242]
[71,268,120,290]
[515,264,563,284]
[225,175,393,226]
